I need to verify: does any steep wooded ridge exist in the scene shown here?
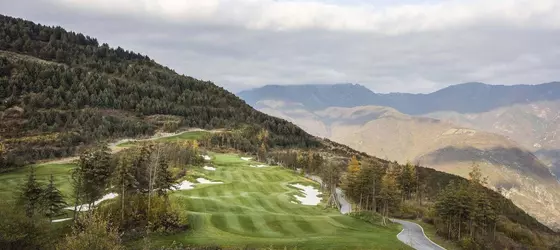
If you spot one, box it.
[240,84,560,231]
[0,14,318,167]
[0,15,558,249]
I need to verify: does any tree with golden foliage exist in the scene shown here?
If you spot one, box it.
[341,156,362,211]
[379,164,400,226]
[192,139,199,150]
[347,155,360,173]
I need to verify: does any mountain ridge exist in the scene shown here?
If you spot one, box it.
[239,81,560,114]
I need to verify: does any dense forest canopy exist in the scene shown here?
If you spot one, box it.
[0,14,318,167]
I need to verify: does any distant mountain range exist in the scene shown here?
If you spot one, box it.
[239,82,560,114]
[238,82,560,230]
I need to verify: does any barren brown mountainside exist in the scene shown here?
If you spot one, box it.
[425,101,560,179]
[250,100,560,230]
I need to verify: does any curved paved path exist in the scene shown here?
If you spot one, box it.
[390,219,446,250]
[306,175,351,214]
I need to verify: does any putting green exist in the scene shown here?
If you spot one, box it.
[154,153,409,250]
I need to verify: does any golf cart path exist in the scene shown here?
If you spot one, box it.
[41,128,217,165]
[305,175,351,214]
[390,218,446,250]
[306,175,443,250]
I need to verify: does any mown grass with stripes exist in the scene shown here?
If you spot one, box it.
[156,153,408,250]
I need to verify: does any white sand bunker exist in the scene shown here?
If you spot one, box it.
[290,184,321,206]
[173,178,222,191]
[52,218,73,223]
[196,178,223,184]
[174,180,196,190]
[250,164,269,168]
[66,193,119,211]
[202,155,211,161]
[240,157,252,161]
[203,166,216,171]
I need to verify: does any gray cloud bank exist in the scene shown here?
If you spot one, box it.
[2,0,560,93]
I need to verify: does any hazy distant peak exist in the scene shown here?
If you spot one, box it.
[238,83,377,111]
[239,82,560,114]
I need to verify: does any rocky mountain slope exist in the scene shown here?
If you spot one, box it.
[425,101,560,179]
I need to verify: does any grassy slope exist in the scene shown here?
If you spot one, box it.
[153,154,409,250]
[0,163,75,202]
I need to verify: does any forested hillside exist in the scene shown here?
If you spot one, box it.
[0,14,317,169]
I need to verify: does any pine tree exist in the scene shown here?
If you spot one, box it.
[154,157,174,196]
[41,174,68,221]
[17,166,44,217]
[114,152,135,222]
[72,144,113,213]
[398,162,417,201]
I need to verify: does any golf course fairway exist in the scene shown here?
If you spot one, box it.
[154,153,409,250]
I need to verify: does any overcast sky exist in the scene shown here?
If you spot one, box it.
[2,0,560,93]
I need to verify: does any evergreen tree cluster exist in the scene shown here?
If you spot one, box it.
[16,166,68,220]
[0,14,318,169]
[72,142,194,237]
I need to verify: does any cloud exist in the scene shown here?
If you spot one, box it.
[2,0,560,93]
[51,0,560,33]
